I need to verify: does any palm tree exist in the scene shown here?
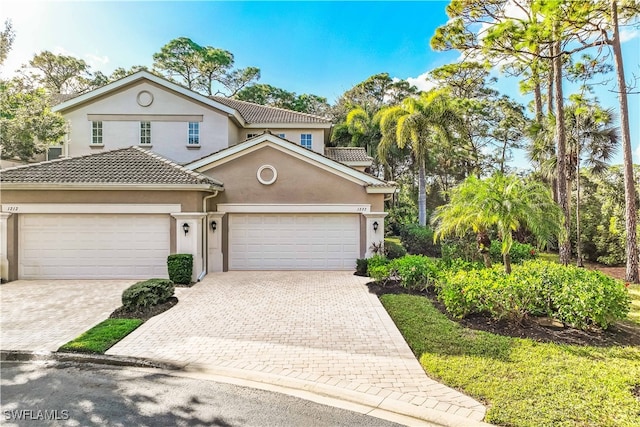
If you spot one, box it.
[345,106,380,158]
[432,173,561,274]
[375,90,461,226]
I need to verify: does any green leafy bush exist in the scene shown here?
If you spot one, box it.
[355,258,369,276]
[122,278,175,310]
[392,255,440,291]
[437,260,630,330]
[167,254,193,284]
[489,240,538,264]
[384,239,407,259]
[399,224,440,257]
[367,255,392,282]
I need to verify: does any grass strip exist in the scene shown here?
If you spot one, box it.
[59,318,143,354]
[381,294,640,427]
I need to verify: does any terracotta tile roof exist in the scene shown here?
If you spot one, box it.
[0,146,222,188]
[324,147,373,163]
[210,96,331,124]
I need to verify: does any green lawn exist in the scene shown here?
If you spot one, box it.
[381,294,640,427]
[59,318,143,354]
[628,283,640,325]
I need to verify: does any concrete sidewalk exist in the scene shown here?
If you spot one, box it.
[107,271,488,426]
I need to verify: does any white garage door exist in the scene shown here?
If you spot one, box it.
[229,214,360,270]
[19,214,170,279]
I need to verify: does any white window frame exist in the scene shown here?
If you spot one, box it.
[188,122,200,145]
[247,133,259,139]
[300,133,312,149]
[91,121,103,145]
[140,121,151,145]
[278,133,286,138]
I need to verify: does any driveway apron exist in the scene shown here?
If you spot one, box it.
[107,271,486,423]
[0,280,135,351]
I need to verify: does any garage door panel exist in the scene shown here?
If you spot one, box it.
[19,214,170,279]
[229,213,359,270]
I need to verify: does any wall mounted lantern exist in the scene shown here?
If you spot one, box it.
[182,223,190,236]
[210,221,217,232]
[373,221,379,232]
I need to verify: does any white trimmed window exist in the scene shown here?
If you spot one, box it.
[301,133,312,149]
[247,133,259,139]
[91,121,103,145]
[140,121,151,145]
[278,133,286,138]
[188,122,200,145]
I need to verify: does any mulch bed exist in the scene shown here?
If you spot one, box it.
[366,279,640,348]
[109,297,179,322]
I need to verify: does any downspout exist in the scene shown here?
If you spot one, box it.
[199,191,219,281]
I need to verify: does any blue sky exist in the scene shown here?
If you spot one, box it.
[2,1,638,166]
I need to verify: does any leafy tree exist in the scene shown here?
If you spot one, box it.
[0,19,14,67]
[0,79,66,160]
[20,51,94,93]
[108,65,149,81]
[376,90,462,226]
[433,173,561,273]
[235,83,329,115]
[152,37,260,96]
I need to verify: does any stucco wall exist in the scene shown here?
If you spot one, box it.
[203,146,384,209]
[60,81,231,163]
[239,129,326,154]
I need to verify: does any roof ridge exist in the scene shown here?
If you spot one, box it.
[211,96,331,122]
[132,146,223,186]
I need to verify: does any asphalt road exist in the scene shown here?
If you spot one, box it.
[0,361,404,427]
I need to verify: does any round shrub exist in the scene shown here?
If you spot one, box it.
[399,224,440,257]
[384,240,407,260]
[122,278,175,310]
[167,254,193,285]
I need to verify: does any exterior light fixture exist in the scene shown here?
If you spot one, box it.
[210,221,217,232]
[182,223,190,236]
[373,221,379,232]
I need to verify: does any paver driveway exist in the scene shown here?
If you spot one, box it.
[108,271,486,423]
[0,280,135,351]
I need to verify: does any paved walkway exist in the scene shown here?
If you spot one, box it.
[108,271,487,424]
[0,280,135,351]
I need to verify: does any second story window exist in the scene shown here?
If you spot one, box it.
[91,121,103,145]
[301,133,312,149]
[140,121,151,145]
[188,122,200,145]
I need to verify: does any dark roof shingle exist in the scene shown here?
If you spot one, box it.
[211,96,331,124]
[0,147,222,188]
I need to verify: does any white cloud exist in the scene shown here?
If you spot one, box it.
[84,53,109,68]
[406,71,436,93]
[635,143,640,159]
[620,29,640,43]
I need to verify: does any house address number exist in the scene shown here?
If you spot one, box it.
[4,206,19,212]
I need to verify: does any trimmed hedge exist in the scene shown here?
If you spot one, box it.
[437,260,630,330]
[167,254,193,284]
[122,278,175,310]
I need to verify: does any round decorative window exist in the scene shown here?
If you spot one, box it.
[257,165,277,185]
[136,90,154,107]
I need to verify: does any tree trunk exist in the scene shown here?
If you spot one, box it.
[611,0,639,283]
[418,158,427,226]
[547,58,554,117]
[477,231,492,268]
[552,38,571,265]
[503,252,512,274]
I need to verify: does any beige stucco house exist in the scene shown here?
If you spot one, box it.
[0,71,394,282]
